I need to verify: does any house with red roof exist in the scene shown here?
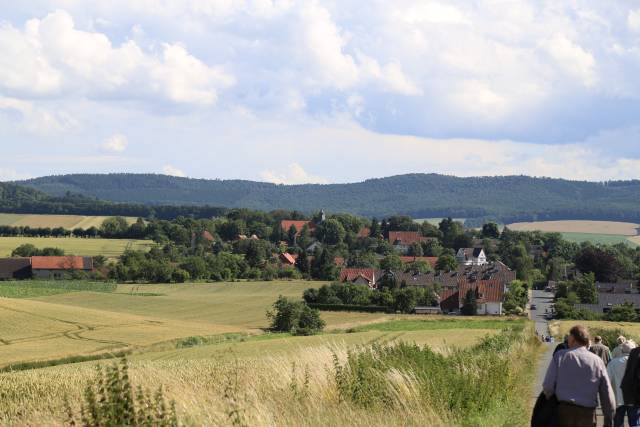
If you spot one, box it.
[280,220,315,237]
[388,231,435,254]
[339,268,379,287]
[31,256,93,279]
[279,252,296,266]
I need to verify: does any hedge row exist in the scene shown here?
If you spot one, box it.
[307,303,394,313]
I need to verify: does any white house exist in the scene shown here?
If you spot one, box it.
[456,248,487,266]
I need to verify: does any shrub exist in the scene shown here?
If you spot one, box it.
[66,358,180,426]
[267,296,325,336]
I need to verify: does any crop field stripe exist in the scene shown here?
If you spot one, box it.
[0,236,154,257]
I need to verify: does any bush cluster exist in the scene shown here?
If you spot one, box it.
[303,282,439,314]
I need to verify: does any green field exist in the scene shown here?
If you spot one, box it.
[560,232,638,246]
[0,213,138,229]
[0,236,154,257]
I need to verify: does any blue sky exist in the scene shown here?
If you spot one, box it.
[1,1,639,183]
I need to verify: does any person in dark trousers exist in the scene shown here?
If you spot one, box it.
[543,325,615,427]
[607,341,638,427]
[591,335,612,366]
[621,345,640,426]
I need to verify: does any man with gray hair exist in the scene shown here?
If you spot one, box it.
[543,325,615,427]
[607,340,638,427]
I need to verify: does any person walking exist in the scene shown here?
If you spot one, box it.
[591,336,612,365]
[607,341,638,427]
[554,335,569,355]
[612,336,628,359]
[621,344,640,426]
[543,325,615,427]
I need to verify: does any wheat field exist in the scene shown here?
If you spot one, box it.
[0,213,138,230]
[0,280,526,426]
[0,236,153,257]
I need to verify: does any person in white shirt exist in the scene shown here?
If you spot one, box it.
[607,340,639,427]
[612,336,628,359]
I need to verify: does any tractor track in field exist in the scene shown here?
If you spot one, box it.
[0,304,158,348]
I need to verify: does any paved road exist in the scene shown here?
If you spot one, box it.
[529,290,622,425]
[530,290,556,401]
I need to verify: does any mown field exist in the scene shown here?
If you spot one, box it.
[0,236,153,257]
[0,213,138,229]
[507,220,640,246]
[0,280,533,426]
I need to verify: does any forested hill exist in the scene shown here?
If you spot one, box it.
[0,182,227,219]
[16,173,640,223]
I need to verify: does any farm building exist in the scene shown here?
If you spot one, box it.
[31,256,93,279]
[576,293,640,314]
[0,258,32,280]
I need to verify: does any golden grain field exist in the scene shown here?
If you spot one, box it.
[507,220,639,235]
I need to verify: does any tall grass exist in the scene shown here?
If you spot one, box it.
[0,326,538,426]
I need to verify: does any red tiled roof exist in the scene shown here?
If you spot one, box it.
[31,256,93,270]
[399,256,438,268]
[458,280,505,304]
[340,268,377,283]
[279,253,296,265]
[334,256,345,267]
[388,231,428,246]
[202,230,215,241]
[357,227,370,238]
[280,220,315,236]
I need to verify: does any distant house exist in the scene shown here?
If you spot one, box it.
[456,248,487,266]
[596,282,637,294]
[576,293,640,314]
[399,256,438,269]
[339,268,379,287]
[357,227,371,239]
[0,258,31,280]
[392,262,515,315]
[388,231,432,254]
[280,220,315,237]
[31,256,93,279]
[306,241,323,254]
[279,253,296,266]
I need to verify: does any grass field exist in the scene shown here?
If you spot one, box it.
[0,280,532,426]
[551,320,640,339]
[507,220,640,246]
[0,236,154,257]
[0,213,138,229]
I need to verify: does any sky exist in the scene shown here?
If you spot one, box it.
[1,0,640,184]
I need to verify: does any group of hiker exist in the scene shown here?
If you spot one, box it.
[534,325,640,427]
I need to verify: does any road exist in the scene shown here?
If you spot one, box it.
[530,290,555,402]
[529,290,620,425]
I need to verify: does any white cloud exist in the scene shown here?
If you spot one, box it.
[541,34,597,87]
[628,9,640,32]
[163,164,186,177]
[0,10,234,105]
[102,134,128,152]
[0,96,76,134]
[260,163,328,184]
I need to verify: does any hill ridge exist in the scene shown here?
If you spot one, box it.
[14,173,640,223]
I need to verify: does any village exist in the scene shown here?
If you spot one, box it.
[2,210,637,320]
